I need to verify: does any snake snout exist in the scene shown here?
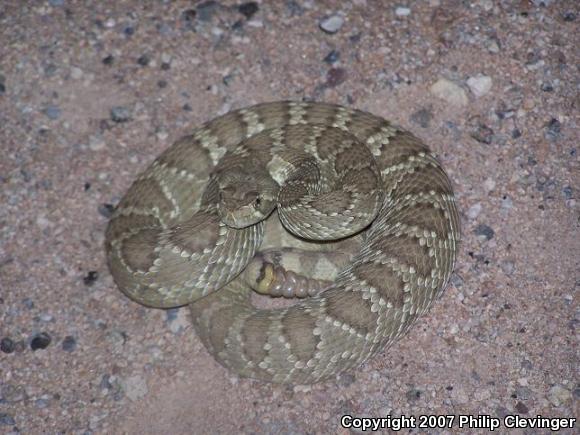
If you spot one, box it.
[216,169,279,229]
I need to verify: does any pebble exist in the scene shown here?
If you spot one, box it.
[0,338,15,353]
[37,215,52,229]
[410,107,433,128]
[500,260,515,276]
[325,67,347,87]
[395,7,411,16]
[0,384,27,403]
[36,397,50,409]
[166,308,190,334]
[123,25,135,37]
[547,385,572,407]
[319,15,344,34]
[62,336,77,352]
[466,74,492,97]
[48,0,64,5]
[137,55,150,67]
[102,55,114,66]
[71,67,83,80]
[196,1,219,22]
[544,118,561,140]
[515,402,529,414]
[156,129,169,141]
[238,2,259,19]
[470,122,494,144]
[39,313,53,322]
[30,332,51,351]
[467,203,482,220]
[98,203,115,219]
[562,11,576,22]
[486,39,500,53]
[501,195,513,210]
[0,414,15,426]
[450,274,464,288]
[323,50,340,64]
[562,186,572,199]
[83,271,99,286]
[337,372,356,387]
[483,178,496,192]
[430,78,468,107]
[110,106,132,123]
[180,9,197,28]
[43,105,61,120]
[406,388,422,402]
[514,386,533,400]
[474,224,494,241]
[121,375,148,401]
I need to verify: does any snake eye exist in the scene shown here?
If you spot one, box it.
[255,197,261,207]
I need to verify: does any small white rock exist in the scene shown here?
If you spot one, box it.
[70,67,83,80]
[467,74,493,97]
[156,129,169,141]
[395,7,411,16]
[467,203,482,220]
[483,177,496,192]
[430,78,468,107]
[167,308,190,334]
[37,215,51,229]
[320,15,344,34]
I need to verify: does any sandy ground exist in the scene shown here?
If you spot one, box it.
[1,0,578,434]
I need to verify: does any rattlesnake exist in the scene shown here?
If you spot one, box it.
[105,101,460,384]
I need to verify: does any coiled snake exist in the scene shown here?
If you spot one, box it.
[105,101,460,384]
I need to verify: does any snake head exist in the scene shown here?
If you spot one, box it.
[216,167,279,228]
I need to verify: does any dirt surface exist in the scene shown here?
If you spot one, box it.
[1,1,578,434]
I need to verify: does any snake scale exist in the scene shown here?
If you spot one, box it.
[105,101,460,384]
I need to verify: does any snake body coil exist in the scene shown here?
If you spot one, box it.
[106,101,460,384]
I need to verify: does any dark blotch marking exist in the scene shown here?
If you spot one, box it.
[333,144,371,173]
[120,228,162,272]
[353,261,405,308]
[341,167,379,195]
[315,128,354,161]
[370,233,434,277]
[281,308,320,362]
[398,201,450,240]
[119,178,175,219]
[106,213,161,249]
[325,290,378,335]
[167,212,220,254]
[393,164,452,200]
[206,111,248,149]
[250,102,292,131]
[310,190,352,215]
[157,135,213,176]
[375,130,429,169]
[241,313,271,363]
